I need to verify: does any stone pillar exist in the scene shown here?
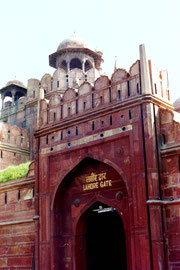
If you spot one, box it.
[37,89,44,129]
[67,61,70,73]
[82,60,85,73]
[139,44,151,94]
[1,95,5,110]
[11,90,16,105]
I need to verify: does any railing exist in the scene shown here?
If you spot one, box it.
[0,104,18,119]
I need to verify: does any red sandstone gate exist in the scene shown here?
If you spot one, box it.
[51,158,131,270]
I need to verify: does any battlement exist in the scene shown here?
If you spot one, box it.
[0,122,30,170]
[0,96,26,120]
[38,59,171,128]
[0,122,29,148]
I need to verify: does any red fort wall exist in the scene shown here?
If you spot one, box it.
[0,162,35,269]
[0,122,30,170]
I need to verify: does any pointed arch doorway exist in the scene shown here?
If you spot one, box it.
[52,157,129,270]
[77,201,127,270]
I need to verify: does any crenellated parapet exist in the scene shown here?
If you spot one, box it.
[160,108,180,147]
[39,61,141,127]
[0,122,30,170]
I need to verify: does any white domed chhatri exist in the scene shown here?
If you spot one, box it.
[49,34,103,77]
[57,33,93,51]
[6,79,26,88]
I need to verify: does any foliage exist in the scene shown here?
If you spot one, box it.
[0,162,30,183]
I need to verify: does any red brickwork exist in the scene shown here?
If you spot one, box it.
[0,163,35,269]
[0,122,30,170]
[160,109,180,269]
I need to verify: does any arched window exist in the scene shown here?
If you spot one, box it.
[85,60,92,72]
[15,92,24,103]
[60,60,67,72]
[70,58,82,70]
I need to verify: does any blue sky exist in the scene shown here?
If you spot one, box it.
[0,0,179,102]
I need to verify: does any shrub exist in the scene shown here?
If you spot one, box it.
[0,162,31,183]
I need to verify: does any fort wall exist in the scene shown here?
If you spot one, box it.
[0,122,30,170]
[0,162,35,269]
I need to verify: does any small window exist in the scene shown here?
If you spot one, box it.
[84,102,86,111]
[53,112,56,121]
[33,91,35,98]
[68,142,71,148]
[127,81,130,97]
[101,121,104,128]
[118,90,121,100]
[60,131,63,140]
[46,135,48,144]
[67,130,71,135]
[76,127,78,136]
[109,87,112,103]
[162,134,166,145]
[100,96,103,105]
[57,80,59,88]
[110,116,112,125]
[92,121,95,131]
[0,150,3,159]
[137,83,139,93]
[5,192,7,205]
[68,107,71,116]
[14,152,16,157]
[18,190,20,201]
[129,110,132,120]
[51,136,54,140]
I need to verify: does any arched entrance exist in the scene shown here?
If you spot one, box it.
[52,157,129,270]
[85,202,127,270]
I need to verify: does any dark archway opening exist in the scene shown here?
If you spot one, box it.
[60,60,67,72]
[70,58,82,70]
[53,157,128,270]
[85,60,92,72]
[15,91,25,103]
[86,202,127,270]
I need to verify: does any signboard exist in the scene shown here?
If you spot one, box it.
[82,172,112,191]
